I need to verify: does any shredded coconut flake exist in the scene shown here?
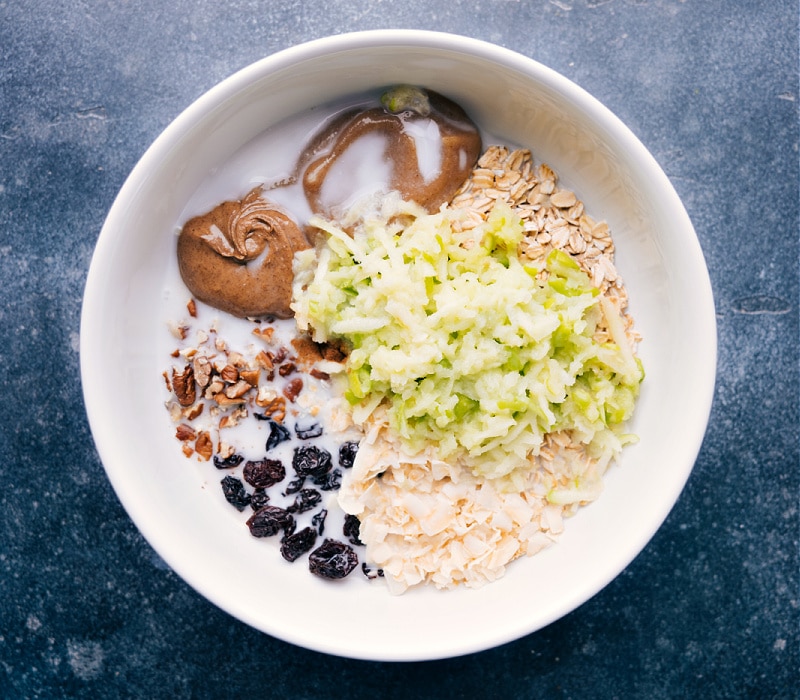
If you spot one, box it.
[339,424,601,593]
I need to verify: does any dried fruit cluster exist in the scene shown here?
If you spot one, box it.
[212,426,362,577]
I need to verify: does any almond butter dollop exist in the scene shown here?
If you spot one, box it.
[177,187,309,319]
[300,86,482,216]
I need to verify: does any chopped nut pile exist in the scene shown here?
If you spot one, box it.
[166,314,292,462]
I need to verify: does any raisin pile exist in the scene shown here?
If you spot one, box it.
[217,420,364,580]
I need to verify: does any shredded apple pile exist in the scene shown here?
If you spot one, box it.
[292,190,643,593]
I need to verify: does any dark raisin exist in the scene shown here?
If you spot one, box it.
[343,513,364,546]
[294,420,323,440]
[265,420,291,451]
[246,506,294,538]
[213,453,244,470]
[308,539,358,580]
[338,441,359,469]
[312,468,342,492]
[311,509,327,536]
[286,488,322,514]
[280,527,317,562]
[283,518,297,538]
[292,445,332,478]
[220,476,250,512]
[250,488,270,510]
[283,476,305,495]
[243,458,285,489]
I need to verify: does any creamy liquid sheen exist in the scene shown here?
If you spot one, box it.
[159,92,502,578]
[402,117,443,183]
[316,131,394,214]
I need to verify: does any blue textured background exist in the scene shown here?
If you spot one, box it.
[1,1,797,697]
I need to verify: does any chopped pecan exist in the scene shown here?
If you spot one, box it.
[220,406,247,429]
[278,362,296,377]
[215,393,246,407]
[255,350,274,371]
[269,407,287,423]
[183,402,204,421]
[257,392,286,422]
[204,378,225,399]
[195,431,213,461]
[175,423,196,441]
[224,379,252,399]
[217,441,236,460]
[172,364,196,406]
[252,327,275,343]
[239,368,260,386]
[220,364,239,383]
[256,386,278,405]
[322,342,346,363]
[168,322,189,340]
[192,355,212,388]
[291,337,324,366]
[187,298,197,317]
[228,351,246,368]
[165,400,182,422]
[283,377,303,402]
[218,416,234,429]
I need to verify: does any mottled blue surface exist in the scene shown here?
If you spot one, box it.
[1,1,797,698]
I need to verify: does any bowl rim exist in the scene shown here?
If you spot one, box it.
[81,29,717,660]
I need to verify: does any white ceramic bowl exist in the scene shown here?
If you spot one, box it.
[81,30,716,661]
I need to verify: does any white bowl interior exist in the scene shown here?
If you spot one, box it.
[81,30,716,661]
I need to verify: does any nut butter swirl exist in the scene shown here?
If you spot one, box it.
[177,188,309,319]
